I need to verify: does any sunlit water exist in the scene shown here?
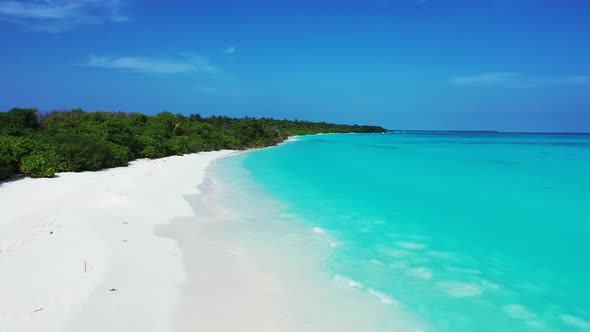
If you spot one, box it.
[212,132,590,331]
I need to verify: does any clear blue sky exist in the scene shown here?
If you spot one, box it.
[1,0,589,132]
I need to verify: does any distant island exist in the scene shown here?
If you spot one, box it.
[0,108,385,180]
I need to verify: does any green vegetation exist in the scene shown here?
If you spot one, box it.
[0,108,385,180]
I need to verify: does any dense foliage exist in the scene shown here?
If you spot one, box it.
[0,108,385,180]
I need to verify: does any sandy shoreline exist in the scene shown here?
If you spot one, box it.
[164,150,424,332]
[1,141,420,332]
[0,151,234,332]
[157,170,292,331]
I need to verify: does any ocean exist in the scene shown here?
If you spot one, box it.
[208,132,590,331]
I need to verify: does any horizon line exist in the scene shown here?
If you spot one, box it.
[387,129,590,135]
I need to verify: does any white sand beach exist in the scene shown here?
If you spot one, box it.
[0,148,419,332]
[0,151,236,332]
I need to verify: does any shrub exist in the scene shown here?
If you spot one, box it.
[168,136,189,155]
[0,136,31,174]
[42,109,86,135]
[0,108,39,136]
[0,151,12,180]
[139,135,169,159]
[107,143,131,167]
[20,151,65,178]
[54,134,125,172]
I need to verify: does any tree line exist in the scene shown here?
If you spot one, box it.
[0,108,385,179]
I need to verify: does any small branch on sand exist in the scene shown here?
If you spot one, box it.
[27,308,44,314]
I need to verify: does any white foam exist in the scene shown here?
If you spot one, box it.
[503,304,535,319]
[312,227,325,234]
[406,267,433,280]
[503,304,544,329]
[368,289,398,305]
[526,320,546,329]
[333,275,364,288]
[561,314,590,330]
[480,280,501,290]
[397,241,426,250]
[390,262,409,269]
[370,259,384,265]
[436,281,483,297]
[380,248,413,257]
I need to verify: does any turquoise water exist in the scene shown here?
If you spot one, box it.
[218,132,590,331]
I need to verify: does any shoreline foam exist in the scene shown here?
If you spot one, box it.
[167,151,428,332]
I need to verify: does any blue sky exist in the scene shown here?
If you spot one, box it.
[0,0,589,132]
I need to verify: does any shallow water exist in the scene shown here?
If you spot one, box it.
[215,132,590,331]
